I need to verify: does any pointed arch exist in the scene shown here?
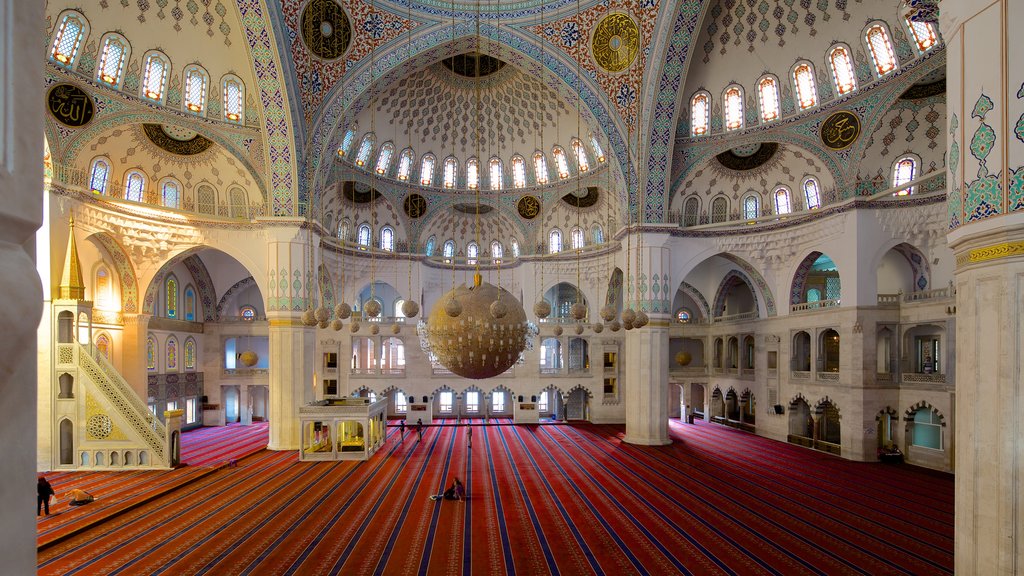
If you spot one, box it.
[90,233,139,313]
[675,280,711,321]
[711,270,760,318]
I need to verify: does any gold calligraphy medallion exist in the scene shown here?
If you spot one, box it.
[820,110,861,150]
[47,84,94,128]
[517,195,541,219]
[403,193,428,219]
[592,13,640,74]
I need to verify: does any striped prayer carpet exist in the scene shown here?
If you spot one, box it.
[37,419,953,575]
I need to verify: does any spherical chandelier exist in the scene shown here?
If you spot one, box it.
[418,274,537,379]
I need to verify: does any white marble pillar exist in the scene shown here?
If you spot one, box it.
[122,313,152,399]
[267,313,315,449]
[622,234,672,445]
[0,0,44,571]
[942,1,1024,572]
[239,384,252,425]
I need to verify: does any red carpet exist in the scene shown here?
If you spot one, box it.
[37,419,953,575]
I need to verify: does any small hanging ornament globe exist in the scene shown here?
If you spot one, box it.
[570,302,587,320]
[331,319,343,331]
[335,302,352,319]
[534,300,551,319]
[445,297,463,318]
[370,324,380,335]
[401,300,420,318]
[634,310,649,328]
[600,305,616,322]
[317,320,329,330]
[301,308,316,326]
[490,299,509,319]
[609,320,621,332]
[621,308,637,325]
[592,323,604,333]
[623,318,634,331]
[391,323,401,335]
[552,325,563,337]
[314,305,330,323]
[364,299,382,318]
[573,323,584,335]
[239,350,259,367]
[675,351,692,366]
[350,321,361,333]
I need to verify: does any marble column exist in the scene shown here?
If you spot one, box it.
[122,313,152,400]
[942,1,1024,572]
[239,384,252,425]
[0,0,45,572]
[622,233,672,445]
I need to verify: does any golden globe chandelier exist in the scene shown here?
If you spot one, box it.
[418,274,537,379]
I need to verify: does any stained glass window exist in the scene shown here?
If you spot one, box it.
[397,149,414,181]
[590,135,605,163]
[829,46,857,95]
[572,139,589,172]
[775,187,792,214]
[375,142,394,175]
[683,197,699,226]
[803,178,821,209]
[96,333,111,359]
[125,171,145,202]
[691,92,710,136]
[467,242,479,265]
[338,219,350,240]
[711,197,728,223]
[511,156,526,188]
[141,52,169,102]
[443,157,458,188]
[166,276,178,318]
[183,66,208,114]
[339,130,356,156]
[571,226,585,250]
[146,336,156,370]
[184,287,195,321]
[592,224,604,244]
[553,147,570,179]
[533,152,549,184]
[676,309,691,323]
[96,35,127,86]
[355,135,374,166]
[723,86,743,131]
[240,305,256,320]
[491,241,503,262]
[549,229,563,253]
[442,240,455,262]
[867,25,897,76]
[95,267,112,307]
[357,224,371,247]
[162,180,180,208]
[166,337,178,370]
[511,238,520,257]
[380,226,395,252]
[185,338,196,370]
[425,236,436,256]
[223,77,244,122]
[50,13,85,66]
[907,18,937,52]
[793,63,817,110]
[466,158,479,189]
[90,159,110,194]
[743,195,759,220]
[758,76,780,123]
[420,155,435,186]
[893,156,916,195]
[489,158,503,190]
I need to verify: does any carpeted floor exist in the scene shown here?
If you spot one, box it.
[37,419,953,575]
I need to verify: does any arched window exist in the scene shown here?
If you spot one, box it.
[912,408,942,449]
[239,305,257,320]
[124,171,145,202]
[420,154,436,186]
[676,308,692,323]
[141,51,170,103]
[425,236,436,256]
[184,338,196,370]
[511,156,526,188]
[467,242,479,265]
[396,149,414,181]
[552,146,570,179]
[590,135,605,163]
[355,135,375,167]
[775,187,792,214]
[829,45,857,95]
[183,65,209,114]
[380,226,395,252]
[222,76,244,122]
[96,332,112,360]
[161,179,180,209]
[375,142,395,175]
[339,130,356,156]
[570,226,585,250]
[183,286,196,321]
[743,195,759,220]
[683,196,699,227]
[229,188,247,218]
[393,300,406,318]
[146,335,157,370]
[197,184,216,214]
[892,156,917,195]
[466,158,480,189]
[906,18,937,52]
[549,229,563,253]
[489,157,504,189]
[691,92,710,136]
[511,238,521,257]
[533,152,550,184]
[866,24,897,76]
[357,224,372,247]
[443,157,458,188]
[592,224,604,244]
[571,139,589,172]
[337,219,350,240]
[793,62,818,110]
[96,34,129,87]
[723,86,744,131]
[165,275,178,318]
[711,197,728,223]
[50,12,87,67]
[491,241,503,262]
[95,266,112,308]
[757,76,780,123]
[442,240,456,262]
[89,158,110,195]
[803,177,821,209]
[166,336,178,371]
[395,391,408,413]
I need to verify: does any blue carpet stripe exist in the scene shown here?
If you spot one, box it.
[506,426,605,575]
[462,430,472,575]
[483,422,516,576]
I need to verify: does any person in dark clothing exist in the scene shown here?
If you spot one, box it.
[416,418,423,441]
[38,476,55,516]
[399,420,405,440]
[466,425,473,448]
[67,488,95,506]
[430,478,465,502]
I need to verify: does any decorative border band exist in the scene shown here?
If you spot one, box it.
[956,241,1024,268]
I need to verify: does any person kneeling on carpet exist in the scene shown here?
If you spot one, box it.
[67,488,95,506]
[429,478,465,502]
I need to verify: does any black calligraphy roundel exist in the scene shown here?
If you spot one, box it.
[47,83,94,128]
[820,110,861,150]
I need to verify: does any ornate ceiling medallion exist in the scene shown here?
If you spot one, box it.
[142,124,214,155]
[820,111,861,150]
[561,186,600,208]
[592,13,640,73]
[715,143,778,171]
[517,195,541,219]
[301,0,352,60]
[47,83,94,128]
[403,193,428,218]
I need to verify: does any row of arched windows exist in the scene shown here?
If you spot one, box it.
[49,10,245,123]
[682,176,823,226]
[548,224,604,254]
[338,132,605,189]
[163,274,198,321]
[690,19,938,136]
[146,334,197,372]
[337,220,396,251]
[88,158,251,217]
[425,236,522,262]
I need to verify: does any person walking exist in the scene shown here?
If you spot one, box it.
[399,420,405,440]
[466,425,473,448]
[38,475,55,516]
[416,418,423,441]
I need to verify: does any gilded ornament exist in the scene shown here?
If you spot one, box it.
[300,0,352,60]
[331,319,344,331]
[401,300,420,318]
[675,351,692,366]
[609,320,621,332]
[314,305,331,323]
[490,299,509,319]
[318,320,329,329]
[621,308,636,325]
[517,195,541,219]
[335,302,352,319]
[350,321,361,333]
[47,84,94,128]
[591,13,640,73]
[592,323,604,333]
[534,300,551,319]
[142,124,214,156]
[445,297,463,318]
[391,323,402,335]
[403,193,428,219]
[553,325,564,337]
[820,111,861,150]
[570,302,587,320]
[600,304,616,322]
[634,310,649,328]
[301,308,317,326]
[86,414,113,440]
[370,324,380,335]
[573,323,584,335]
[363,299,382,318]
[239,350,259,367]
